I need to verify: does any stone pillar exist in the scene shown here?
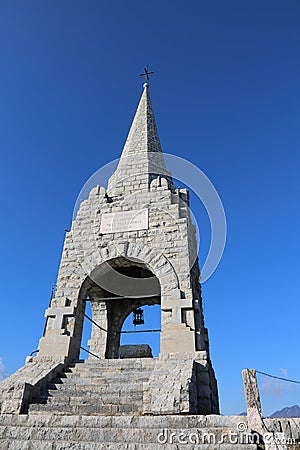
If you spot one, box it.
[242,369,264,435]
[88,300,108,358]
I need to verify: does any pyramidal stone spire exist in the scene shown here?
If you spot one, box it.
[108,83,172,195]
[122,82,162,156]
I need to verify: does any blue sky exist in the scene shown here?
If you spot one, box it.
[0,1,299,416]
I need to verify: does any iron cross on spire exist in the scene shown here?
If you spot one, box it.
[139,65,154,82]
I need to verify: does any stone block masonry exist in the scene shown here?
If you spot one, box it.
[0,82,226,447]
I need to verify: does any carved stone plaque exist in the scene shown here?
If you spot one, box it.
[100,209,149,234]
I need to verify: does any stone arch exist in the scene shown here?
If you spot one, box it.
[79,256,162,359]
[92,242,178,294]
[43,240,180,360]
[62,239,179,303]
[66,240,179,302]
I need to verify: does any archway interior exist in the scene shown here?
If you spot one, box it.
[79,257,161,359]
[120,304,161,357]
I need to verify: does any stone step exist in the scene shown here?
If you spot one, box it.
[1,413,260,447]
[35,392,143,405]
[49,376,149,386]
[0,424,260,446]
[69,360,155,367]
[29,403,142,415]
[29,359,155,415]
[65,372,153,380]
[75,358,156,368]
[61,372,152,380]
[72,370,153,377]
[0,413,246,428]
[0,440,259,450]
[29,400,143,414]
[69,359,154,366]
[75,365,155,373]
[45,382,145,393]
[51,385,141,396]
[29,399,143,415]
[35,375,147,390]
[66,366,154,375]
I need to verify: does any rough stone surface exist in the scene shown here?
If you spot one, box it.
[263,418,300,450]
[242,369,264,435]
[0,359,66,414]
[119,344,153,358]
[0,412,267,449]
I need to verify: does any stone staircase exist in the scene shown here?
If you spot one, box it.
[0,413,261,449]
[0,359,266,448]
[29,358,156,416]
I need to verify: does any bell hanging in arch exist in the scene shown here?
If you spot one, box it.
[133,308,144,326]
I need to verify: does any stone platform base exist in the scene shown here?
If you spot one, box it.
[0,413,261,449]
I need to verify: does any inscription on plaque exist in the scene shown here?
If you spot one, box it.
[100,209,149,234]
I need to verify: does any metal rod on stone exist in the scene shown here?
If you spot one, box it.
[84,314,107,333]
[121,329,161,334]
[83,294,159,302]
[80,346,101,360]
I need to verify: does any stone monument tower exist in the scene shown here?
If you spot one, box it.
[0,82,219,419]
[1,80,297,450]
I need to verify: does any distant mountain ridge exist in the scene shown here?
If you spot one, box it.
[270,405,300,418]
[238,405,300,418]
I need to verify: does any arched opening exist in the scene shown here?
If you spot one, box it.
[79,257,161,359]
[120,304,161,357]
